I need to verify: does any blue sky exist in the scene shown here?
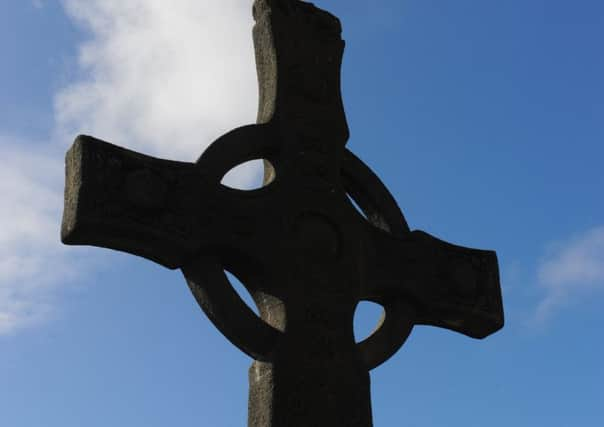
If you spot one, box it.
[1,1,603,426]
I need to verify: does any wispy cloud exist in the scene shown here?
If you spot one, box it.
[536,226,604,322]
[0,136,76,333]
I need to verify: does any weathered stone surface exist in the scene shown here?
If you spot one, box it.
[61,1,504,426]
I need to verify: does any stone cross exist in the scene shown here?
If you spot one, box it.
[61,1,504,426]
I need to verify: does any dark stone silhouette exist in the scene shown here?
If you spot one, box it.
[61,1,504,426]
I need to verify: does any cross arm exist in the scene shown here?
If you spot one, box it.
[61,135,207,269]
[362,228,504,339]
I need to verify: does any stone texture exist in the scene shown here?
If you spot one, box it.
[61,1,504,426]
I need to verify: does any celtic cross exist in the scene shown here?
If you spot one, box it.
[61,1,504,426]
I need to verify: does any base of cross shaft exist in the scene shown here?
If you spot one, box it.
[249,359,372,427]
[248,300,373,427]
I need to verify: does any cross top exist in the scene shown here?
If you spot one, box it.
[61,1,504,426]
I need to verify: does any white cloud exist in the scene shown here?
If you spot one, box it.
[56,0,259,165]
[536,226,604,321]
[0,136,78,333]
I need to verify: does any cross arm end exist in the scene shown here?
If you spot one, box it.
[410,231,504,339]
[61,135,201,269]
[365,229,504,340]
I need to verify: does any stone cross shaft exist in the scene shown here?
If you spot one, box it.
[61,1,504,426]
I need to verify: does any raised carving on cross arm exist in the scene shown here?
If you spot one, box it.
[61,1,504,426]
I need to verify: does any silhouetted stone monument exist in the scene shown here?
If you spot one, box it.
[61,1,504,426]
